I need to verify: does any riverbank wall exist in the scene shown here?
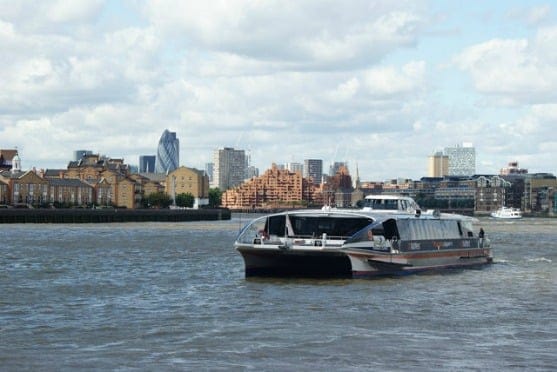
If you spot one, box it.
[0,208,231,223]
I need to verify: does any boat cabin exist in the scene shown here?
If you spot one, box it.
[235,212,374,245]
[359,195,421,214]
[345,217,477,252]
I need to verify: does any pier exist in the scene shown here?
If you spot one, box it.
[0,208,231,223]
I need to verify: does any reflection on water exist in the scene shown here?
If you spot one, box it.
[0,217,555,370]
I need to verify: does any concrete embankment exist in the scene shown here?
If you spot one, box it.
[0,208,231,223]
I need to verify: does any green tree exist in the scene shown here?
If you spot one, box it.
[146,191,172,208]
[208,188,222,208]
[175,192,195,208]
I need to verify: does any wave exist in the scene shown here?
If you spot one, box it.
[527,257,552,263]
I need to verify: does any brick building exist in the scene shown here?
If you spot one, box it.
[222,164,322,209]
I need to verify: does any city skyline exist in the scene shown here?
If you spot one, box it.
[1,1,556,180]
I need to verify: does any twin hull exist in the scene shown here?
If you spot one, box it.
[236,243,492,278]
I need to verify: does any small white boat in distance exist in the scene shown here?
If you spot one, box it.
[491,206,523,219]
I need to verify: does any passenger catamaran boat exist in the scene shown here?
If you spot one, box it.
[234,195,492,278]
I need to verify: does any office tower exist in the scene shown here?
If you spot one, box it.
[139,155,156,173]
[303,159,323,184]
[74,150,93,161]
[205,162,214,184]
[286,162,303,175]
[246,165,259,179]
[155,130,179,174]
[445,143,476,176]
[329,161,348,176]
[428,151,449,177]
[213,147,246,190]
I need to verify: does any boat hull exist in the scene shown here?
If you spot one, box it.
[236,246,352,278]
[347,248,492,278]
[236,245,492,279]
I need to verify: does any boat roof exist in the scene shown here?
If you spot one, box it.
[248,206,477,223]
[364,194,415,200]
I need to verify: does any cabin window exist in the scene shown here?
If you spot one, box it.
[397,219,462,240]
[382,219,400,240]
[366,199,398,210]
[289,216,372,238]
[267,215,286,237]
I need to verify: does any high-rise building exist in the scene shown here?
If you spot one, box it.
[246,165,259,179]
[329,161,348,176]
[428,151,449,177]
[213,147,246,190]
[286,162,303,175]
[155,130,179,174]
[205,162,214,184]
[304,159,323,184]
[445,143,476,176]
[139,155,156,173]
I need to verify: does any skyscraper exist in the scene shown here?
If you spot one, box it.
[428,151,449,177]
[155,130,179,174]
[286,162,303,175]
[139,155,156,173]
[213,147,246,190]
[445,143,476,176]
[329,161,348,176]
[205,162,214,184]
[304,159,323,184]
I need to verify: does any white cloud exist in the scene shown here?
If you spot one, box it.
[143,0,426,70]
[455,26,557,104]
[363,61,426,95]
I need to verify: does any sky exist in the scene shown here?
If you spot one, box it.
[1,0,556,181]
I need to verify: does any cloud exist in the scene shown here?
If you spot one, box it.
[455,26,557,105]
[507,4,552,27]
[0,0,104,33]
[143,0,427,70]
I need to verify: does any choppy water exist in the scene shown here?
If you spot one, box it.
[1,216,556,371]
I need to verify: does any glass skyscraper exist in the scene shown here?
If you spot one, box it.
[303,159,323,184]
[445,143,476,176]
[155,130,179,174]
[139,155,156,173]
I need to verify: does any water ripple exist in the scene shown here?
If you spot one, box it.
[0,218,556,370]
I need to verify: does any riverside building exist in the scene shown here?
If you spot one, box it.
[221,164,323,209]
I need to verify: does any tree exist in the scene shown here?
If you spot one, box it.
[208,188,222,208]
[175,192,195,208]
[146,191,172,208]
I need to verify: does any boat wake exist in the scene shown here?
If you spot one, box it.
[526,257,552,263]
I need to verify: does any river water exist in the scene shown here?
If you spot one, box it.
[1,216,555,371]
